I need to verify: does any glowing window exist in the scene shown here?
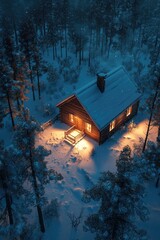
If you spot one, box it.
[126,106,132,117]
[69,113,74,123]
[85,122,92,132]
[109,120,115,131]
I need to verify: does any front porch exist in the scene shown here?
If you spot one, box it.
[64,125,85,145]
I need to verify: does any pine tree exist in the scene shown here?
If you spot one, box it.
[57,0,70,58]
[3,32,28,112]
[45,9,60,59]
[0,0,25,46]
[142,64,160,152]
[0,141,29,239]
[83,146,148,240]
[143,141,160,187]
[0,49,17,129]
[19,17,37,101]
[13,108,63,233]
[32,47,47,99]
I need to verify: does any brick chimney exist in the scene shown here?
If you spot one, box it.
[97,73,107,93]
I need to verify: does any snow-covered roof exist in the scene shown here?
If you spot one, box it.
[57,66,141,130]
[75,66,141,130]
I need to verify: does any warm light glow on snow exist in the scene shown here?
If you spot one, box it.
[76,138,93,151]
[114,119,158,152]
[36,119,158,173]
[36,122,95,165]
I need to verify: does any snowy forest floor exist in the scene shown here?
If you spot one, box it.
[1,48,160,240]
[35,113,159,240]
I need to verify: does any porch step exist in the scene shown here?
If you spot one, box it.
[65,135,75,143]
[64,133,85,146]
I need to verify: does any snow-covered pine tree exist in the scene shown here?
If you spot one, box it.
[13,108,48,233]
[0,44,7,127]
[143,141,160,187]
[146,1,160,66]
[57,0,70,58]
[0,141,13,226]
[83,145,148,240]
[142,64,160,152]
[150,65,160,143]
[0,100,6,128]
[33,0,53,37]
[0,0,24,47]
[13,108,62,233]
[47,65,59,92]
[3,32,28,112]
[0,47,19,129]
[19,17,37,101]
[10,52,29,112]
[0,140,29,239]
[45,7,60,60]
[32,46,47,100]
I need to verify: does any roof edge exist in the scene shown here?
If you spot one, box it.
[56,95,75,107]
[76,96,100,130]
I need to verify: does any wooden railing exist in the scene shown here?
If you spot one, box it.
[41,114,59,130]
[64,125,76,144]
[64,126,85,145]
[64,125,75,137]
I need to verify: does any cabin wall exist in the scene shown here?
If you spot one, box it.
[59,97,100,142]
[99,101,139,144]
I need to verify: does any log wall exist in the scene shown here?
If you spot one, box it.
[99,101,140,144]
[58,97,140,144]
[59,97,100,142]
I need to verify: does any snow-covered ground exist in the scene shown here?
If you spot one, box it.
[0,49,159,240]
[35,113,159,240]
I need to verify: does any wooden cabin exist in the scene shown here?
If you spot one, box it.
[57,66,141,144]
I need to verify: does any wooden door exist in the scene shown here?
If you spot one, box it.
[75,117,83,131]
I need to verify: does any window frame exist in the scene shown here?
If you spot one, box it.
[109,120,115,132]
[69,113,74,123]
[126,106,132,117]
[85,122,92,133]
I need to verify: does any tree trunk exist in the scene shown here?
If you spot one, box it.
[101,30,104,56]
[82,49,84,62]
[42,2,46,36]
[157,125,160,145]
[142,114,153,153]
[142,79,160,152]
[13,17,18,47]
[65,28,68,58]
[60,30,63,58]
[60,39,63,58]
[29,149,45,233]
[138,25,142,47]
[37,70,41,100]
[1,173,13,225]
[107,36,112,59]
[28,60,35,101]
[153,44,160,65]
[79,50,81,66]
[27,40,36,101]
[55,44,58,58]
[96,27,100,50]
[16,97,21,111]
[88,29,92,67]
[156,174,160,188]
[52,44,55,60]
[30,71,36,101]
[6,91,15,129]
